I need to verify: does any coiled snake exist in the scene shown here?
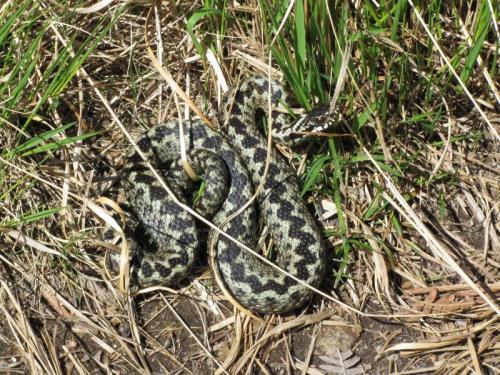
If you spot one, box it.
[122,78,327,314]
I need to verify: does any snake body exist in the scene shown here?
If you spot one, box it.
[122,78,326,314]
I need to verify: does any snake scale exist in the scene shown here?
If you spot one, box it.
[121,77,327,314]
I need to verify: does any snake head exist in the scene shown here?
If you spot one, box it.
[272,103,335,144]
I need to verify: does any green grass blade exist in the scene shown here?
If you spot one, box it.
[2,207,64,227]
[301,154,330,197]
[186,8,223,56]
[459,1,490,85]
[295,0,306,77]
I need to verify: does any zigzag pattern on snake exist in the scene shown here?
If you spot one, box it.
[121,77,327,314]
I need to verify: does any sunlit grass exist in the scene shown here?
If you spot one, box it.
[0,0,498,373]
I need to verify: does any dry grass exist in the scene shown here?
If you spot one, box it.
[0,1,499,374]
